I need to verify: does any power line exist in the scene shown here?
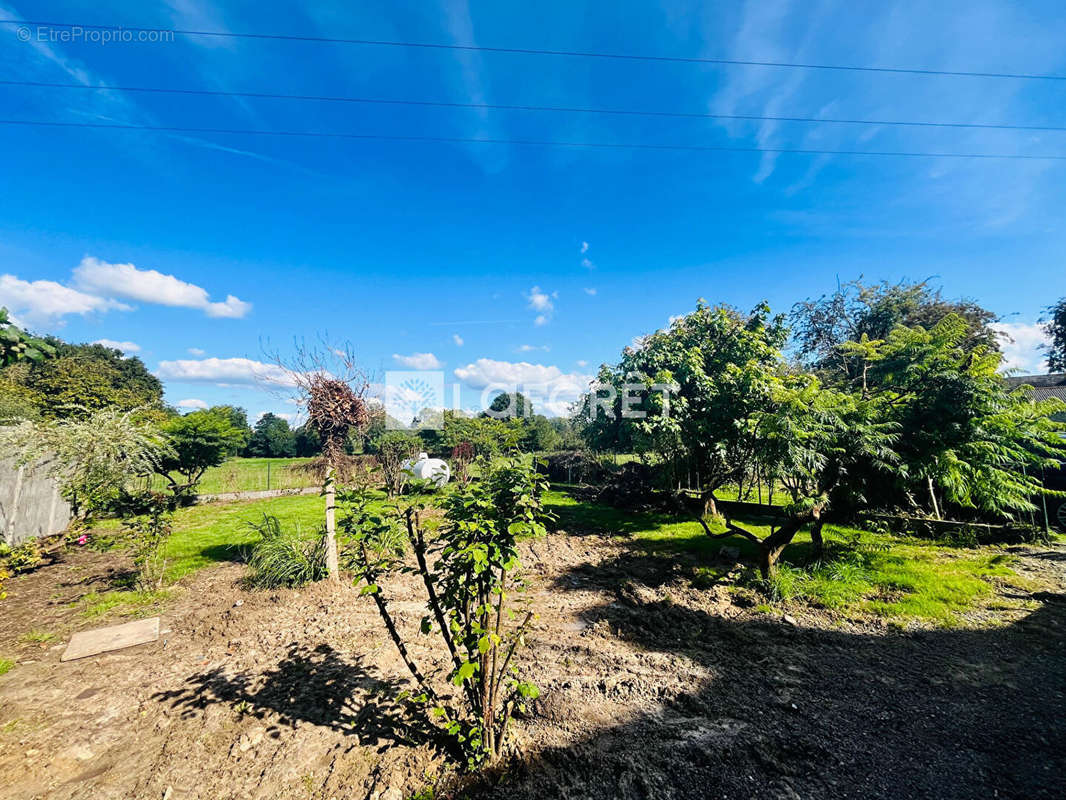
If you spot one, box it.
[5,78,1066,134]
[2,19,1065,82]
[2,117,1064,161]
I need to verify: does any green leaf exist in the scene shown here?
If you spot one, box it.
[452,661,477,685]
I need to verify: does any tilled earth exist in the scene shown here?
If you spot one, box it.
[0,533,1063,800]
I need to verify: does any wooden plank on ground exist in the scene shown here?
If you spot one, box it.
[61,617,160,662]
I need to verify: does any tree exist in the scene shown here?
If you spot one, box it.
[483,391,531,420]
[725,375,898,575]
[279,345,371,580]
[587,301,789,516]
[790,278,999,382]
[246,413,296,458]
[520,414,559,453]
[0,308,54,367]
[210,405,252,455]
[841,314,1066,519]
[1043,297,1066,372]
[292,422,322,457]
[156,409,248,496]
[2,340,163,419]
[0,407,171,518]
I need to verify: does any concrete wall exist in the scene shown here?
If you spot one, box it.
[0,458,72,545]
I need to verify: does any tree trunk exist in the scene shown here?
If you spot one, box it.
[324,467,339,581]
[702,490,719,520]
[759,506,823,578]
[809,519,824,559]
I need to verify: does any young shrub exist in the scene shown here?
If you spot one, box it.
[376,431,420,496]
[244,515,328,589]
[6,538,44,574]
[344,458,552,768]
[122,493,174,591]
[451,440,474,486]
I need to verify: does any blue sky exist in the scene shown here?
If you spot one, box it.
[0,0,1063,421]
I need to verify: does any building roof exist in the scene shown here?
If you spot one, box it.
[1006,373,1066,404]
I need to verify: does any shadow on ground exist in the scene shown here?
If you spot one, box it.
[154,642,438,751]
[476,552,1066,800]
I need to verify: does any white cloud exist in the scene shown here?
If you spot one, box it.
[393,352,444,370]
[255,410,297,423]
[534,315,549,327]
[176,398,208,410]
[452,333,464,346]
[581,257,594,270]
[187,347,205,356]
[526,286,556,313]
[583,287,597,296]
[991,322,1051,374]
[92,338,141,353]
[576,359,589,367]
[156,357,298,387]
[0,273,129,325]
[580,241,589,254]
[73,257,252,318]
[518,344,550,352]
[454,358,593,416]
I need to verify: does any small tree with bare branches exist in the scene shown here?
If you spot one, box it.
[272,343,370,580]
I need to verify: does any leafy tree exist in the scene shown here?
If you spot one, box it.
[210,405,252,455]
[436,412,512,459]
[841,314,1066,519]
[245,412,296,458]
[0,308,54,367]
[728,375,898,575]
[2,340,163,419]
[156,408,248,495]
[587,301,789,516]
[548,415,583,450]
[292,422,322,457]
[483,391,531,419]
[520,414,559,452]
[1043,297,1066,372]
[0,407,171,518]
[790,278,999,382]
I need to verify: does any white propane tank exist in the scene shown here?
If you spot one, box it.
[403,452,451,488]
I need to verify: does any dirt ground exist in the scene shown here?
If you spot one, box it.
[1,533,1064,800]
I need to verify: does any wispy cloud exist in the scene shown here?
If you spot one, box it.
[526,286,557,326]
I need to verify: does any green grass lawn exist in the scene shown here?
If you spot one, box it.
[149,457,317,495]
[83,485,1028,628]
[543,489,1024,625]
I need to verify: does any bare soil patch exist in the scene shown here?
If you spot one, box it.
[1,535,1064,799]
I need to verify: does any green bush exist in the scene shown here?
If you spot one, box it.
[6,539,43,574]
[122,493,174,591]
[244,515,328,589]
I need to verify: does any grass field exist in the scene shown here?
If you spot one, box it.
[543,490,1023,624]
[85,485,1026,626]
[149,457,317,495]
